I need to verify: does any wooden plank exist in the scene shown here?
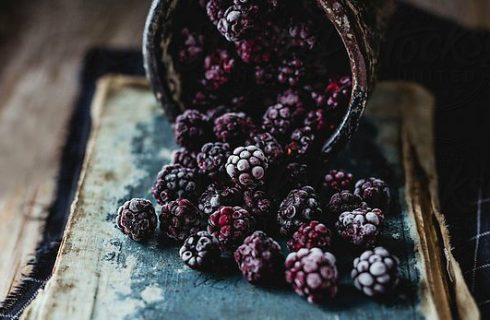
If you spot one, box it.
[20,76,454,319]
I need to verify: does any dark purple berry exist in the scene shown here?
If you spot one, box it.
[226,145,268,188]
[178,28,204,64]
[254,64,276,85]
[285,248,338,303]
[325,76,352,110]
[277,186,323,236]
[336,206,384,248]
[262,103,301,141]
[197,142,231,179]
[323,169,354,197]
[276,88,307,111]
[171,148,197,170]
[160,199,201,241]
[354,177,391,212]
[235,36,273,64]
[198,184,242,217]
[217,2,259,41]
[280,162,310,191]
[208,206,255,252]
[180,231,220,270]
[286,126,316,158]
[246,132,284,164]
[117,198,157,241]
[327,190,363,217]
[151,164,201,205]
[304,109,329,133]
[203,49,237,90]
[206,0,228,25]
[242,189,272,227]
[277,55,305,87]
[288,20,316,50]
[234,231,284,284]
[214,112,255,146]
[287,220,332,252]
[352,247,400,297]
[173,109,211,151]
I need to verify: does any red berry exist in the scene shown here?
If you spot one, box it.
[287,220,332,252]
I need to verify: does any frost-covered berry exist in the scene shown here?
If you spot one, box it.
[242,189,272,227]
[171,148,197,170]
[323,169,354,197]
[208,206,255,252]
[180,231,220,270]
[160,199,201,241]
[246,132,284,164]
[214,112,255,147]
[287,220,332,252]
[354,177,391,212]
[327,190,363,217]
[117,198,157,241]
[173,109,211,151]
[198,183,243,217]
[277,55,306,87]
[336,206,384,248]
[226,145,268,188]
[151,164,201,205]
[197,142,231,180]
[203,49,237,90]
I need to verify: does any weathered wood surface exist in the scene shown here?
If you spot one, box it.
[19,76,459,319]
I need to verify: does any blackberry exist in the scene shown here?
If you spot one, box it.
[277,55,305,87]
[226,145,268,188]
[197,142,231,179]
[173,109,211,151]
[151,164,201,205]
[276,89,307,112]
[288,20,316,50]
[160,199,201,241]
[286,126,316,158]
[351,247,400,297]
[171,148,197,170]
[354,177,391,212]
[203,49,236,90]
[325,76,352,111]
[262,103,300,141]
[323,169,354,197]
[285,248,338,303]
[327,190,363,217]
[206,105,234,122]
[277,186,323,236]
[206,0,228,25]
[214,112,255,147]
[179,231,220,270]
[234,231,284,284]
[246,132,284,164]
[217,2,259,41]
[178,28,204,65]
[116,198,157,242]
[281,162,310,191]
[208,206,255,252]
[191,89,219,109]
[235,36,273,64]
[287,220,332,252]
[198,184,242,217]
[243,189,272,227]
[304,109,332,133]
[336,206,384,248]
[254,64,276,85]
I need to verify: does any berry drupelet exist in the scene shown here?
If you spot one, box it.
[226,145,268,188]
[203,49,237,90]
[242,189,272,227]
[247,132,284,165]
[323,169,354,197]
[198,183,243,217]
[178,28,204,65]
[197,142,231,180]
[277,55,306,87]
[171,148,198,170]
[117,198,157,242]
[214,112,255,147]
[234,231,284,284]
[354,177,391,212]
[208,206,256,252]
[151,164,201,205]
[327,190,363,217]
[285,248,338,304]
[351,247,400,297]
[287,220,332,252]
[173,109,211,151]
[160,199,201,241]
[277,186,323,236]
[336,206,384,248]
[180,231,221,270]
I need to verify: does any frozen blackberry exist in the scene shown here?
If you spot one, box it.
[285,248,338,303]
[254,64,276,85]
[277,186,323,236]
[336,206,384,248]
[234,231,284,284]
[276,89,307,111]
[277,55,306,87]
[325,76,352,110]
[208,206,255,252]
[160,199,201,241]
[203,49,237,90]
[235,36,272,64]
[173,109,211,151]
[280,162,310,192]
[226,145,268,188]
[197,142,231,179]
[178,28,204,65]
[217,2,259,41]
[262,103,300,141]
[198,184,242,217]
[354,177,391,212]
[304,109,332,133]
[287,220,332,252]
[151,164,201,205]
[179,231,220,270]
[247,132,284,164]
[206,0,228,25]
[323,169,354,197]
[286,126,316,158]
[243,189,272,227]
[117,198,157,242]
[327,190,363,217]
[214,112,255,147]
[352,247,400,297]
[171,148,197,170]
[288,20,316,50]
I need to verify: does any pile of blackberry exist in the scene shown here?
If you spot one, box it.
[115,0,401,305]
